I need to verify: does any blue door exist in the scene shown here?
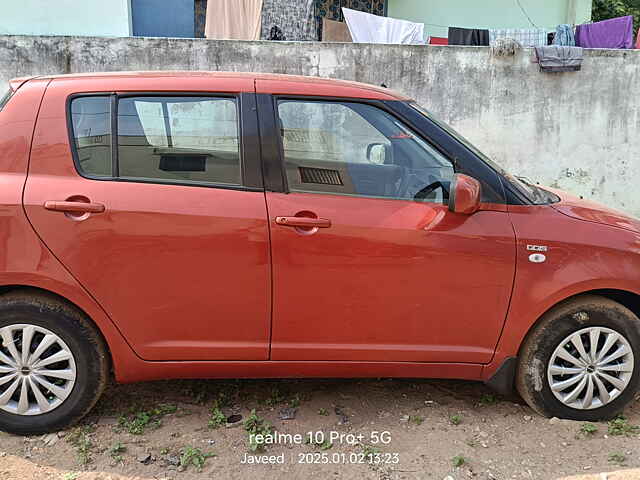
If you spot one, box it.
[132,0,195,38]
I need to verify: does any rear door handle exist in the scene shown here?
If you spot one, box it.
[275,216,331,228]
[44,201,105,214]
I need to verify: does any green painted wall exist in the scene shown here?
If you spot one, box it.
[387,0,592,40]
[0,0,132,37]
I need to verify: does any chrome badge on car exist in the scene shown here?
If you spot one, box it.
[526,245,548,263]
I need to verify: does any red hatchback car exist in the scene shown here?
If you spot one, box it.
[0,72,638,435]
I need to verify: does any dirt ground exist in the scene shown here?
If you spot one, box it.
[1,378,639,480]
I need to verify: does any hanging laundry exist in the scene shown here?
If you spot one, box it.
[205,0,263,40]
[342,8,425,44]
[269,26,286,41]
[575,16,634,49]
[261,0,317,41]
[489,28,547,47]
[553,24,575,46]
[448,27,489,46]
[534,46,583,72]
[429,36,448,45]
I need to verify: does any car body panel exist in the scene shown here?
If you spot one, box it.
[482,202,640,380]
[266,191,516,364]
[547,187,640,235]
[22,77,272,361]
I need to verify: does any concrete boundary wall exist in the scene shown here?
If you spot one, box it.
[1,35,639,216]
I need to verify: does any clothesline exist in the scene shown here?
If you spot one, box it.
[425,22,564,32]
[430,16,636,50]
[340,7,638,50]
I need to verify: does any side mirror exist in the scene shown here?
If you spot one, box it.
[448,173,481,214]
[366,143,391,165]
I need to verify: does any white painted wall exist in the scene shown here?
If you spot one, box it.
[0,0,132,37]
[0,36,638,217]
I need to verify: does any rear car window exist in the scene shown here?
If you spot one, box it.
[117,96,240,185]
[69,95,241,186]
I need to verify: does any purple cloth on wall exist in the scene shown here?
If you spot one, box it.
[575,16,634,49]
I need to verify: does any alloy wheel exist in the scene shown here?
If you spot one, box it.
[0,324,76,415]
[547,326,634,410]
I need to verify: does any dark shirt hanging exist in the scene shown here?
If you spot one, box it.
[269,26,286,40]
[547,32,555,45]
[448,27,490,46]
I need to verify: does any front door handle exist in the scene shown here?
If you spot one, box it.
[44,201,105,214]
[275,216,331,228]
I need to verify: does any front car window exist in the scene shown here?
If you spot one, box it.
[409,102,559,205]
[277,100,455,204]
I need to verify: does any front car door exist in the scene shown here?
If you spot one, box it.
[260,93,516,364]
[24,76,270,361]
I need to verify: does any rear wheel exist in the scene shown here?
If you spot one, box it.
[516,295,640,420]
[0,291,109,434]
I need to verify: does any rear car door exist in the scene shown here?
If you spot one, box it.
[23,77,271,361]
[259,93,516,364]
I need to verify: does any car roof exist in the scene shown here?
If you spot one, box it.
[23,71,411,101]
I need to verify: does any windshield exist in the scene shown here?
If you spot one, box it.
[409,102,559,205]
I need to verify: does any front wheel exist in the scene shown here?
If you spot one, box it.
[516,295,640,420]
[0,291,109,435]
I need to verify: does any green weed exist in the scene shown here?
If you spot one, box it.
[179,446,215,472]
[244,409,274,452]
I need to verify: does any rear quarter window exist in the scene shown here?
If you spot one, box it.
[69,96,113,177]
[0,89,14,111]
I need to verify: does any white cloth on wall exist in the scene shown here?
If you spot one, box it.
[489,28,548,47]
[342,8,425,45]
[205,0,263,40]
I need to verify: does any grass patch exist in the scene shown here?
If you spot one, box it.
[580,423,598,436]
[108,441,126,463]
[450,414,462,426]
[608,415,639,437]
[179,446,215,472]
[208,401,227,429]
[361,444,381,457]
[244,409,274,452]
[608,452,626,465]
[408,414,424,425]
[479,394,498,406]
[452,455,466,467]
[117,403,177,435]
[67,425,95,466]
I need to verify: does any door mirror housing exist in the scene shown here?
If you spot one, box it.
[448,173,481,214]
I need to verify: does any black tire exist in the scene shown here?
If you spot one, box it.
[0,290,109,435]
[516,295,640,420]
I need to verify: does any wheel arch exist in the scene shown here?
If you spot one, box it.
[518,289,640,357]
[0,284,114,370]
[485,288,640,389]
